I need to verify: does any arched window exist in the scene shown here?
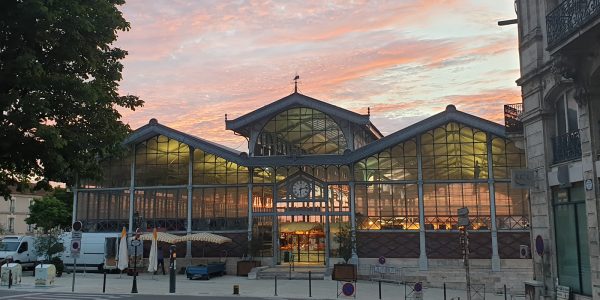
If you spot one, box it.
[254,107,348,156]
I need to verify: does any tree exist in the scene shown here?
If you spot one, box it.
[26,196,71,232]
[35,227,64,261]
[0,0,143,200]
[334,225,354,263]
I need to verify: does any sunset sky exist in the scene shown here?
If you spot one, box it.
[115,0,520,151]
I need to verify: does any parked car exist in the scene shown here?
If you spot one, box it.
[0,235,38,269]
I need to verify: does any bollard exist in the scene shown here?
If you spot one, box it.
[233,284,239,295]
[308,270,312,297]
[103,271,107,293]
[444,283,447,300]
[379,280,382,299]
[274,275,278,296]
[504,284,507,300]
[8,270,12,289]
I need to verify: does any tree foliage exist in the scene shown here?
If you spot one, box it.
[334,225,354,263]
[0,0,143,200]
[26,195,71,232]
[34,227,65,262]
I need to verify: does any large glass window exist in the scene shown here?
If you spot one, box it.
[556,89,578,135]
[134,189,187,231]
[423,183,490,230]
[254,107,348,156]
[553,184,591,295]
[135,135,190,186]
[491,138,525,179]
[354,139,418,181]
[355,183,419,230]
[77,190,130,232]
[191,187,248,231]
[421,123,488,180]
[495,183,529,230]
[193,148,248,185]
[80,153,131,188]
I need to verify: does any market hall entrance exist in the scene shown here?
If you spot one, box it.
[278,216,326,264]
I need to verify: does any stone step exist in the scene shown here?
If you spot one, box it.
[257,266,326,280]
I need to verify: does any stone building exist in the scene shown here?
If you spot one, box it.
[507,0,600,298]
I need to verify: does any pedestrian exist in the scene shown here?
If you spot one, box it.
[155,246,165,275]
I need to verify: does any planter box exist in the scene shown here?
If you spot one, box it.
[332,263,357,282]
[237,260,261,276]
[0,263,22,286]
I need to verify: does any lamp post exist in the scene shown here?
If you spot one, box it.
[131,227,141,293]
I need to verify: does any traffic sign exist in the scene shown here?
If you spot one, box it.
[71,231,82,240]
[72,221,83,232]
[71,239,81,255]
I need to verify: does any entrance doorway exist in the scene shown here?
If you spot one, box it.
[279,219,325,264]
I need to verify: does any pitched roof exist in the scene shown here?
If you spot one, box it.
[225,92,380,137]
[348,104,506,160]
[123,118,246,164]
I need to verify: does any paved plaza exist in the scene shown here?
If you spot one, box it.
[0,271,516,300]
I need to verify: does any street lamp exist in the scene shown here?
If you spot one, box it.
[131,227,141,294]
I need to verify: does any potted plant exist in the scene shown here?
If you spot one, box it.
[332,225,357,282]
[237,236,262,276]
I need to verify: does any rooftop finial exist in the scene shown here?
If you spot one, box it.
[293,74,300,93]
[225,113,228,121]
[368,107,370,116]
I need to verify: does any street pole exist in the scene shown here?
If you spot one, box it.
[461,226,471,300]
[71,258,76,292]
[131,243,138,293]
[169,245,176,293]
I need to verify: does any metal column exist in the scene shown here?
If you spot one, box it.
[486,134,500,271]
[416,135,428,270]
[349,181,358,263]
[186,146,193,258]
[128,144,136,234]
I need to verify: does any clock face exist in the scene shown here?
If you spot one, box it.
[291,180,310,198]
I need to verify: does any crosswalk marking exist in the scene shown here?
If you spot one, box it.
[0,292,132,300]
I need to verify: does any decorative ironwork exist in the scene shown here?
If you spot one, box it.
[504,103,523,134]
[552,130,582,163]
[546,0,600,49]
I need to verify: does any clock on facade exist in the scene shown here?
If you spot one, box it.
[291,179,310,198]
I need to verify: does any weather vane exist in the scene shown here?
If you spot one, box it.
[293,74,300,93]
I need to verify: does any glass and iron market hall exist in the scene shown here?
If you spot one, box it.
[75,92,529,269]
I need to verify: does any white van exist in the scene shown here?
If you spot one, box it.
[0,236,38,269]
[60,232,120,272]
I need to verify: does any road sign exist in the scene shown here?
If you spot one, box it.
[457,207,470,226]
[72,221,83,232]
[378,256,386,265]
[342,282,355,296]
[71,231,82,240]
[535,235,544,256]
[71,239,81,256]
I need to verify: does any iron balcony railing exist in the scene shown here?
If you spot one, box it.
[547,0,600,49]
[504,103,523,134]
[552,130,582,163]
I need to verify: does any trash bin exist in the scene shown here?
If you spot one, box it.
[283,251,290,263]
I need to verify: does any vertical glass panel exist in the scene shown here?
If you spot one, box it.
[420,123,489,180]
[424,183,491,230]
[77,190,129,232]
[192,148,248,184]
[494,183,529,230]
[254,107,348,156]
[135,135,190,186]
[354,139,417,182]
[355,183,418,230]
[491,138,525,179]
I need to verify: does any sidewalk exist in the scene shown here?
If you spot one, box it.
[5,271,510,299]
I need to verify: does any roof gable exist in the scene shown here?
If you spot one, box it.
[225,92,372,135]
[349,105,506,160]
[123,119,246,164]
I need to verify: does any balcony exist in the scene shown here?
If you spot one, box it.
[504,103,523,134]
[552,130,582,163]
[546,0,600,50]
